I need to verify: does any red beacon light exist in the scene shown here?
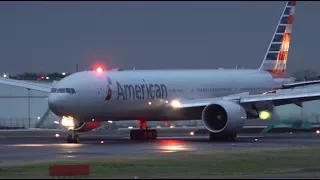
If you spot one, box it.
[96,67,103,73]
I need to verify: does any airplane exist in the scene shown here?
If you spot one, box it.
[2,1,320,143]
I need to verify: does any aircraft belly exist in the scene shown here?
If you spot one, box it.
[87,99,169,120]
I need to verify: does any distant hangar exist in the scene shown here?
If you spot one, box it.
[0,78,59,129]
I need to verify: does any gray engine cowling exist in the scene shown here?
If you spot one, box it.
[201,100,247,134]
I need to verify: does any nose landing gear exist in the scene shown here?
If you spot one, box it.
[67,129,80,143]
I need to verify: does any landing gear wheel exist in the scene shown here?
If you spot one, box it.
[130,129,139,140]
[151,129,157,140]
[73,135,80,143]
[130,129,158,140]
[209,132,237,141]
[67,135,73,143]
[66,134,80,143]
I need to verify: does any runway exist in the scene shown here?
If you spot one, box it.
[0,132,319,163]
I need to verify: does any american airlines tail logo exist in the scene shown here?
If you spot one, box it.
[105,76,113,101]
[259,1,296,75]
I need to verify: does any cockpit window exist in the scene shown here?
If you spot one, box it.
[50,88,57,93]
[57,88,66,93]
[52,88,76,94]
[66,88,72,94]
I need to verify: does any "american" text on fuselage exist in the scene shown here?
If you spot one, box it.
[116,81,168,100]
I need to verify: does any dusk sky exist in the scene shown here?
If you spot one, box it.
[0,1,319,75]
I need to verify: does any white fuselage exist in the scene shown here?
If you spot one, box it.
[48,69,294,122]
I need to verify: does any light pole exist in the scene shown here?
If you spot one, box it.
[27,88,30,128]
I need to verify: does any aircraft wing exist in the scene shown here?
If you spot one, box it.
[282,80,320,89]
[174,89,320,109]
[0,78,51,93]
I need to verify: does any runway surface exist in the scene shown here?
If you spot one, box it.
[0,132,319,163]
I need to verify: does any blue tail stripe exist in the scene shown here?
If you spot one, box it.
[276,26,286,33]
[280,16,289,24]
[284,7,291,15]
[272,35,284,42]
[265,53,279,61]
[269,44,281,51]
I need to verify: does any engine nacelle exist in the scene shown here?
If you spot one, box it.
[201,100,247,134]
[74,121,102,132]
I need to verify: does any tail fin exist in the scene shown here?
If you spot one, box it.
[259,1,296,75]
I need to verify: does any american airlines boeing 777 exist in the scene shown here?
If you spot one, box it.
[2,1,320,143]
[45,1,320,143]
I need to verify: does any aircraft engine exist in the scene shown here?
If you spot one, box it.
[74,121,102,132]
[201,100,247,134]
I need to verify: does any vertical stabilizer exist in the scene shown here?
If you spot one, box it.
[259,1,296,75]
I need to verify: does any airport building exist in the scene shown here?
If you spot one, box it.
[0,79,60,129]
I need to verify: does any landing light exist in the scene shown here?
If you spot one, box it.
[171,100,181,108]
[61,116,74,127]
[259,111,271,120]
[190,132,194,136]
[316,130,320,134]
[55,134,59,138]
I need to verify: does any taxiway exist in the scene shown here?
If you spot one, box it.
[0,132,319,163]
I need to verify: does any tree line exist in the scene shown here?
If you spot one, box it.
[8,72,71,80]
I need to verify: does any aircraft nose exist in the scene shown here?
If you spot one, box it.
[48,94,63,116]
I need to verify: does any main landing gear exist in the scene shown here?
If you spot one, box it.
[209,132,237,141]
[66,130,80,143]
[130,120,158,140]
